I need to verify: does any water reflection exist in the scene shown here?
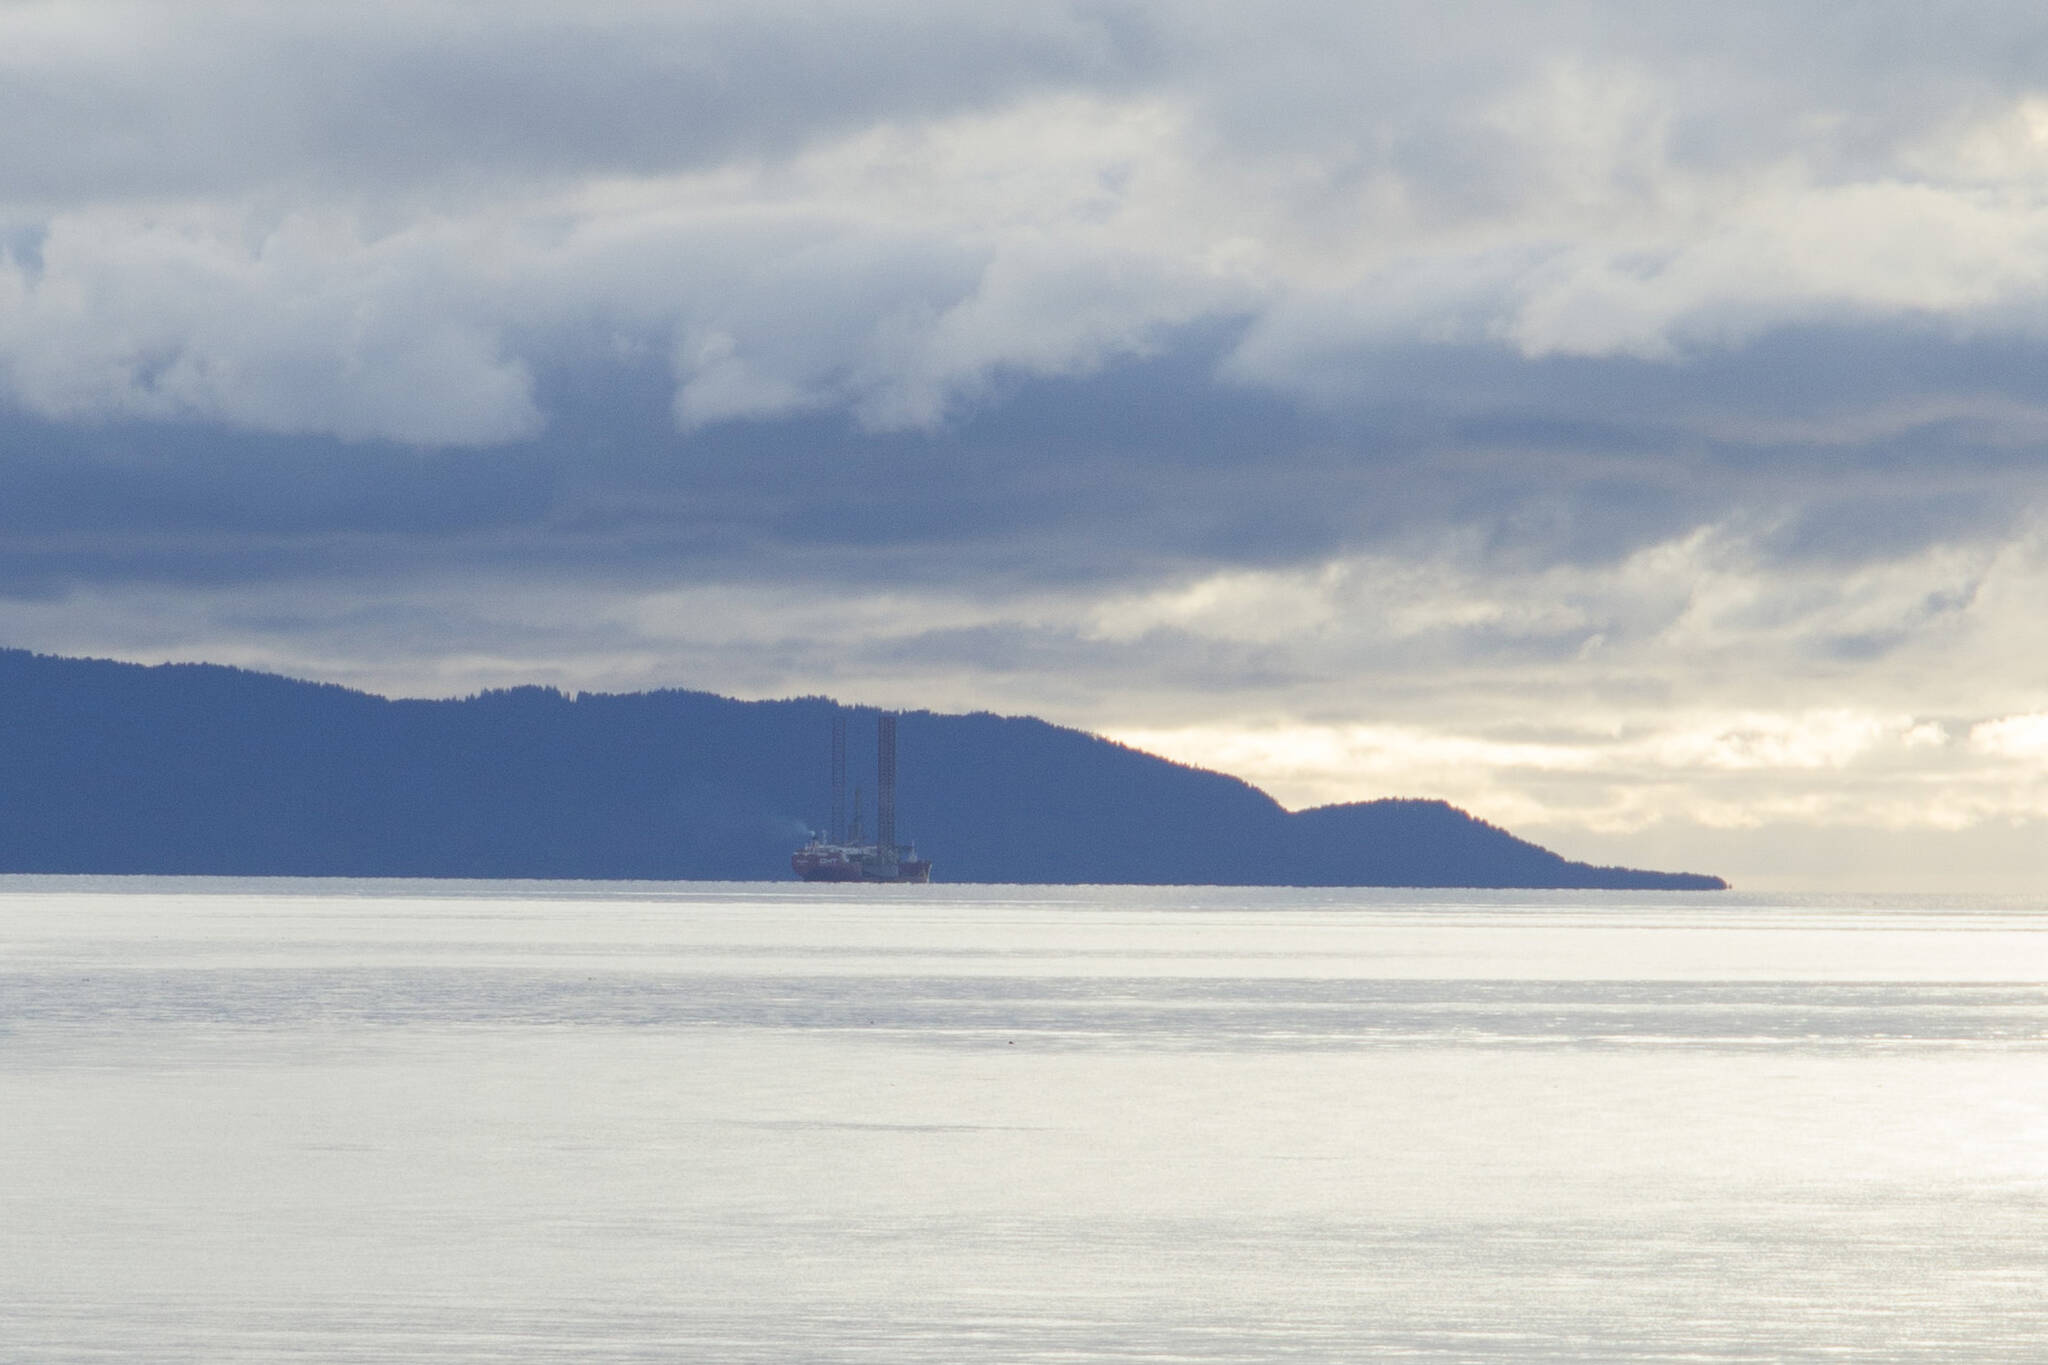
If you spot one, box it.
[3,880,2045,1362]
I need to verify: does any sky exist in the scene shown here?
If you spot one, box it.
[7,1,2048,891]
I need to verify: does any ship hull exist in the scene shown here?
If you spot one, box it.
[792,846,932,883]
[790,858,866,882]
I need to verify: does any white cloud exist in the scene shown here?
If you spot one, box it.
[0,88,1253,441]
[1969,713,2048,759]
[0,206,541,444]
[13,6,2048,441]
[1502,179,2048,361]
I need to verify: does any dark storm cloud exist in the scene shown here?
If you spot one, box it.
[8,308,2048,611]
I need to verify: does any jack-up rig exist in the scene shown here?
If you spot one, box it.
[791,710,933,883]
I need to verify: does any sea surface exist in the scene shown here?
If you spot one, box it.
[3,878,2046,1362]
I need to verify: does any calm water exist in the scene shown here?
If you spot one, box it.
[3,879,2046,1362]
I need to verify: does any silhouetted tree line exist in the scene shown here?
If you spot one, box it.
[0,649,1724,888]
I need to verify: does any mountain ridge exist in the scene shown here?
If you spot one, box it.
[0,648,1725,889]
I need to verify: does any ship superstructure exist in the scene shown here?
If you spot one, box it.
[792,710,932,883]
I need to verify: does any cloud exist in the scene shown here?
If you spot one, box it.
[1970,713,2048,760]
[0,1,1151,197]
[0,86,1254,442]
[8,2,2048,458]
[10,2,2048,885]
[0,207,540,443]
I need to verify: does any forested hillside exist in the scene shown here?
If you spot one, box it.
[0,650,1724,888]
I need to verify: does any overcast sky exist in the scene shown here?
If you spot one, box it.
[8,1,2048,889]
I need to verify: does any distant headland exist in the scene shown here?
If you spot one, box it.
[0,649,1725,889]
